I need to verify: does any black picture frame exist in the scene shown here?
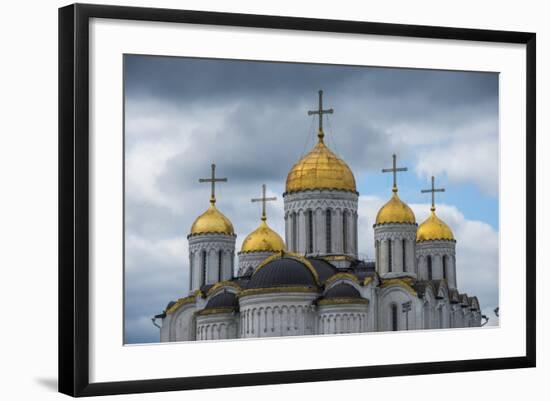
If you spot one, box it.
[58,3,536,397]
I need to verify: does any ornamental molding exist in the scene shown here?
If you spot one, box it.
[189,240,236,253]
[284,189,359,202]
[284,197,358,213]
[374,231,417,241]
[415,246,456,257]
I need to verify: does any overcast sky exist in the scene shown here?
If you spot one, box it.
[124,55,500,344]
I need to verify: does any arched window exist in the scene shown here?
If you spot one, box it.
[201,250,207,286]
[342,211,348,253]
[291,212,297,251]
[402,239,407,272]
[427,255,433,280]
[438,306,444,328]
[307,210,313,254]
[388,239,393,272]
[218,249,223,281]
[442,255,447,280]
[391,304,398,331]
[326,209,332,253]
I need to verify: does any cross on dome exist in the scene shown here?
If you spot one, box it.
[251,184,277,221]
[307,90,334,142]
[421,175,445,211]
[382,154,408,192]
[198,163,227,205]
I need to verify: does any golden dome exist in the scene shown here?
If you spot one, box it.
[189,203,234,236]
[416,210,454,242]
[285,134,356,194]
[375,190,416,225]
[240,219,285,253]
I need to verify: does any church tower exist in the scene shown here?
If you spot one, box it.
[374,154,417,279]
[238,184,286,276]
[283,91,358,267]
[187,164,236,292]
[416,176,457,288]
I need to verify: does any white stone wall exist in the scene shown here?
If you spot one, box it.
[168,302,197,342]
[374,224,417,278]
[378,286,419,331]
[317,304,369,334]
[188,233,236,290]
[238,292,318,338]
[237,251,276,277]
[416,240,456,288]
[283,190,358,259]
[195,313,238,341]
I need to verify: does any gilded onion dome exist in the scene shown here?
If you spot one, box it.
[417,176,454,242]
[285,133,356,194]
[375,189,416,225]
[416,210,454,242]
[240,219,285,253]
[189,203,234,236]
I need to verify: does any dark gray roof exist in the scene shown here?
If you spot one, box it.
[324,283,361,298]
[247,256,319,289]
[205,291,238,309]
[307,258,338,282]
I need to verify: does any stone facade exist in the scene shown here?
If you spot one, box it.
[283,189,359,260]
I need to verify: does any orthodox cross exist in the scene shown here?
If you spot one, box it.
[382,154,408,192]
[199,163,227,205]
[251,184,277,221]
[308,90,333,139]
[421,175,445,211]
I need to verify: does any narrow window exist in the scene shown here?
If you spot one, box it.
[342,211,348,253]
[291,212,297,251]
[189,253,194,290]
[326,209,332,253]
[391,304,398,331]
[307,210,313,254]
[201,250,207,286]
[427,255,433,280]
[402,239,407,272]
[388,239,392,272]
[218,249,223,282]
[442,256,447,280]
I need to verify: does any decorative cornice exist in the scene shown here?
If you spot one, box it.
[325,272,359,286]
[379,278,417,296]
[166,295,196,315]
[239,286,318,298]
[318,297,369,306]
[206,281,242,296]
[195,307,235,316]
[187,231,237,239]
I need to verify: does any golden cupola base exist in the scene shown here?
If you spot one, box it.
[285,132,356,194]
[375,189,416,225]
[416,210,455,242]
[189,203,235,237]
[240,219,285,253]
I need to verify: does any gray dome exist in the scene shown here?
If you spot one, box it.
[308,258,338,282]
[204,291,238,309]
[248,256,318,289]
[324,283,361,298]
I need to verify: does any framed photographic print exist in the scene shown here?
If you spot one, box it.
[58,3,536,397]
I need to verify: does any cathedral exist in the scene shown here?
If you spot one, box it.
[156,91,483,342]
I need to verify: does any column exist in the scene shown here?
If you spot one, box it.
[284,213,290,252]
[379,239,389,274]
[347,210,355,256]
[394,237,403,273]
[433,254,443,280]
[298,210,307,254]
[193,251,202,290]
[223,250,232,281]
[406,238,416,274]
[333,209,343,253]
[417,255,426,280]
[447,254,457,289]
[315,208,326,254]
[207,248,218,284]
